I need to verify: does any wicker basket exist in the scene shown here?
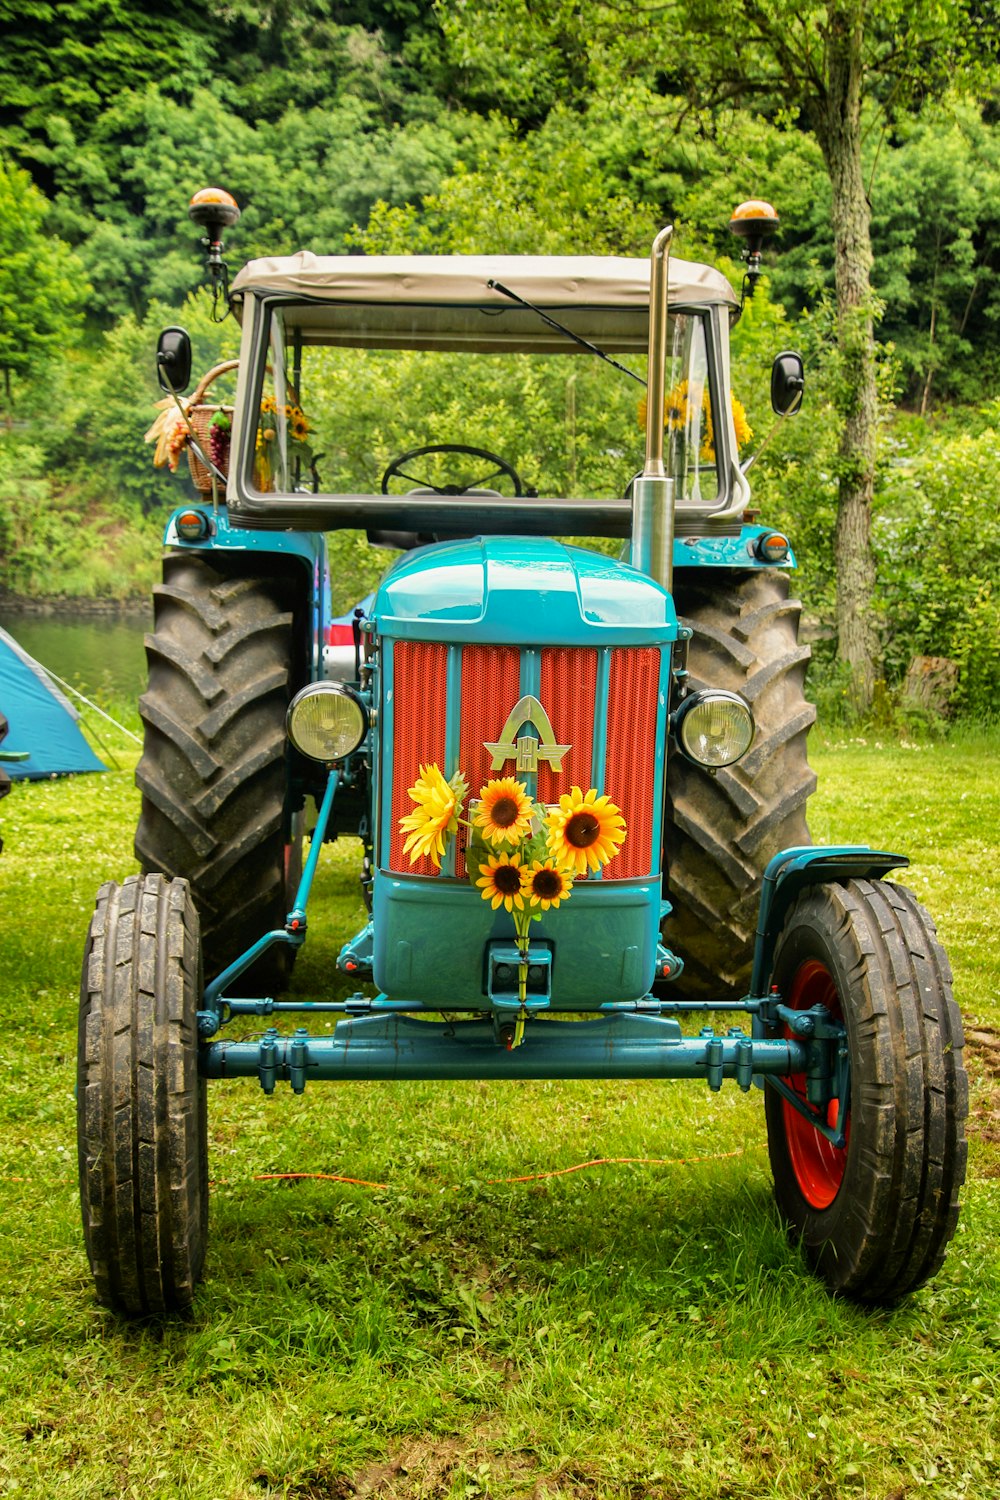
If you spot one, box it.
[185,360,240,493]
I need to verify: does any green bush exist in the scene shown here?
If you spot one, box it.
[875,413,1000,719]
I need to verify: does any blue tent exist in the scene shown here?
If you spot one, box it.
[0,626,106,780]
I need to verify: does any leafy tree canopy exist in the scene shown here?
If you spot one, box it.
[31,84,496,322]
[0,1,215,169]
[0,158,88,407]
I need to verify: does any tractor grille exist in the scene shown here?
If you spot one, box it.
[387,640,662,879]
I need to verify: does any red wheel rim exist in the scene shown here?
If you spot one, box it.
[782,959,849,1210]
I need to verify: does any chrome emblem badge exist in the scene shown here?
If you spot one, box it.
[484,695,570,774]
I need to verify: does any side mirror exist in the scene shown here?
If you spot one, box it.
[156,326,193,395]
[771,350,804,416]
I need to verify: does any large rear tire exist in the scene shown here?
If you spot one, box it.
[134,552,305,987]
[665,569,816,999]
[765,879,968,1302]
[77,874,207,1315]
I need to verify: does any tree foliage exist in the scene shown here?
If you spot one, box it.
[0,158,87,409]
[1,0,1000,715]
[436,0,999,704]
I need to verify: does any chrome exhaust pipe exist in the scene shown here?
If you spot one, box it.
[631,224,675,592]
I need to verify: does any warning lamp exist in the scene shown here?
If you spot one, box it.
[729,199,780,300]
[188,187,241,322]
[188,187,241,240]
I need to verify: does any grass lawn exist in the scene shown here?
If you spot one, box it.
[0,729,998,1499]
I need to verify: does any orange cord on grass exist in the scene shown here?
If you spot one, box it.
[253,1171,389,1189]
[245,1148,745,1192]
[471,1148,744,1185]
[7,1151,749,1191]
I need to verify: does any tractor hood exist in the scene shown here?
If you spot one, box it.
[372,536,678,647]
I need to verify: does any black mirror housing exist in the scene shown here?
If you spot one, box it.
[156,326,193,395]
[771,350,805,416]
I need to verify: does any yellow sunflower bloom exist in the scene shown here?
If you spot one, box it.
[546,785,626,876]
[731,393,753,448]
[475,852,528,911]
[473,777,535,846]
[525,859,573,911]
[637,382,691,433]
[664,379,691,433]
[399,763,468,868]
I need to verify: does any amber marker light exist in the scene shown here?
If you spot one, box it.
[755,531,790,563]
[175,508,210,541]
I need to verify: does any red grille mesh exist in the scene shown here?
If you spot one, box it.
[389,641,449,875]
[457,644,522,875]
[389,640,661,881]
[536,647,597,806]
[604,647,660,878]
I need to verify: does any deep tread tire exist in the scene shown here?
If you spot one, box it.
[134,552,304,986]
[666,569,816,999]
[77,874,207,1315]
[765,879,968,1303]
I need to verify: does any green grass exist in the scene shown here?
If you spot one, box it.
[1,734,999,1499]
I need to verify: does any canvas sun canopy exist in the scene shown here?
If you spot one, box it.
[0,627,106,780]
[230,252,740,353]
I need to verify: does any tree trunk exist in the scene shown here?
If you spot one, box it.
[813,4,880,710]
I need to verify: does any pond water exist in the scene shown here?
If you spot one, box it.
[0,608,151,702]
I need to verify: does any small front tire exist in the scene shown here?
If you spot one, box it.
[77,874,208,1315]
[765,878,968,1303]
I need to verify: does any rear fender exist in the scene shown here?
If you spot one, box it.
[671,523,796,571]
[164,505,328,682]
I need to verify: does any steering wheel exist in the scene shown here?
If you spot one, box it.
[381,443,525,497]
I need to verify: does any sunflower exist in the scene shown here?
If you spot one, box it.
[473,777,535,846]
[399,763,468,868]
[546,786,626,876]
[284,404,312,443]
[664,379,691,433]
[700,391,753,462]
[475,852,528,911]
[731,393,753,448]
[524,859,573,910]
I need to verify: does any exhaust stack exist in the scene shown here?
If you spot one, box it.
[631,225,675,592]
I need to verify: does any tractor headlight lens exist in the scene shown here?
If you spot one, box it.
[287,684,368,762]
[674,690,754,767]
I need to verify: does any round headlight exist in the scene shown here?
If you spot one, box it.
[287,684,368,762]
[674,690,754,768]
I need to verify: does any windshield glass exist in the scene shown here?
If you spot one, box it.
[251,303,727,506]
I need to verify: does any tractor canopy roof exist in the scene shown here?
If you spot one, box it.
[229,252,739,353]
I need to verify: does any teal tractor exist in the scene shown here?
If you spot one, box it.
[77,194,967,1315]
